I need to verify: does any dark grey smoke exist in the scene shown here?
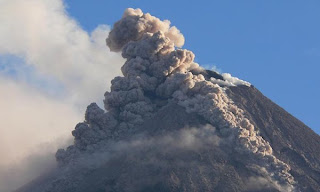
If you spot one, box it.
[14,8,320,192]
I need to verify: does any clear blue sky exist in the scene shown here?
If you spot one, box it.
[65,0,319,133]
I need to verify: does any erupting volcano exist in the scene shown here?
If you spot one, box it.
[16,8,320,192]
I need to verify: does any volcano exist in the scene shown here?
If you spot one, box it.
[16,8,320,192]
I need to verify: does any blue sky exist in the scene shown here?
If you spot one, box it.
[64,0,319,133]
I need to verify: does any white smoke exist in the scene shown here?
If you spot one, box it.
[0,0,124,191]
[0,0,124,106]
[211,73,251,86]
[0,77,79,192]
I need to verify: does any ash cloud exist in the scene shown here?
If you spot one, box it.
[53,8,296,191]
[12,7,299,192]
[107,8,184,52]
[33,124,221,192]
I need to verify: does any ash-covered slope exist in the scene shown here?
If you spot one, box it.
[227,86,320,192]
[16,8,320,192]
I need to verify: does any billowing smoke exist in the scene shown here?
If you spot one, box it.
[53,8,296,192]
[32,124,220,192]
[106,8,184,52]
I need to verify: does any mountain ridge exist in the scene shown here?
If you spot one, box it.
[227,85,320,191]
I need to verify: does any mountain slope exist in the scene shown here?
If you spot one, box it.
[227,85,320,191]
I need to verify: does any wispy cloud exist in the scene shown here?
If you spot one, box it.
[0,0,124,191]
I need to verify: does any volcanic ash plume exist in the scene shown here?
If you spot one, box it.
[56,8,296,192]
